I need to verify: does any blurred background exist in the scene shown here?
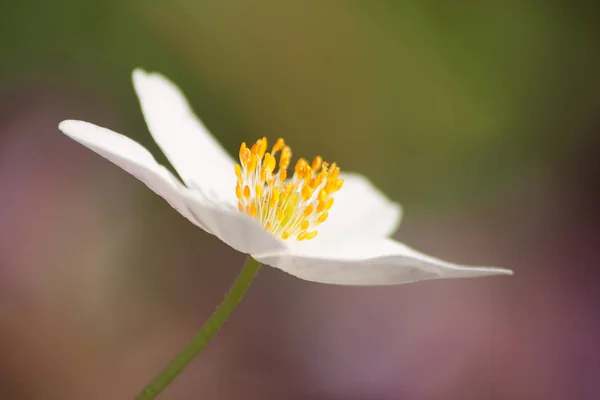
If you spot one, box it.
[1,1,599,399]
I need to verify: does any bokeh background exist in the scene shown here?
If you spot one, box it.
[1,2,599,399]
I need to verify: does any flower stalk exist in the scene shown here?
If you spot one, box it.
[135,257,261,400]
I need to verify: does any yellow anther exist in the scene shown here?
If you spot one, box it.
[328,163,338,178]
[300,219,310,230]
[238,202,244,212]
[282,231,291,240]
[260,153,268,171]
[335,179,344,191]
[295,158,307,175]
[235,184,242,199]
[280,146,292,169]
[265,152,276,171]
[325,179,336,194]
[297,231,307,241]
[279,169,287,181]
[249,154,258,172]
[265,169,275,186]
[255,184,263,198]
[303,204,313,216]
[277,210,285,222]
[272,138,285,154]
[243,185,251,199]
[326,198,334,210]
[316,201,325,213]
[314,172,325,187]
[318,189,327,202]
[239,142,248,163]
[257,137,267,158]
[317,212,329,223]
[235,164,243,180]
[306,231,318,240]
[270,188,280,208]
[303,166,313,181]
[301,185,313,201]
[246,203,257,217]
[311,156,322,171]
[265,221,272,232]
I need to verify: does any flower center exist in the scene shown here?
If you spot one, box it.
[235,137,343,241]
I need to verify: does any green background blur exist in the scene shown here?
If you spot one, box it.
[1,2,599,399]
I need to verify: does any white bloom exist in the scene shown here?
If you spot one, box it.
[58,69,512,285]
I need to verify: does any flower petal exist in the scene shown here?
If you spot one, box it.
[316,173,402,242]
[58,120,204,229]
[132,69,236,204]
[255,237,512,285]
[180,189,286,256]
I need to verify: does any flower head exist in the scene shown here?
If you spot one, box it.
[58,69,512,285]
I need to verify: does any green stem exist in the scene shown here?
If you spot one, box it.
[135,257,261,400]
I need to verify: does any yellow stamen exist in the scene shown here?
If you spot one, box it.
[235,138,341,241]
[303,204,313,216]
[317,212,328,223]
[301,185,312,201]
[316,201,326,213]
[300,219,310,230]
[311,156,322,171]
[326,198,334,210]
[272,138,285,154]
[279,169,287,182]
[318,189,327,202]
[257,137,267,158]
[297,231,308,241]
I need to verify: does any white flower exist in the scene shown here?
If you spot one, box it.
[58,69,512,285]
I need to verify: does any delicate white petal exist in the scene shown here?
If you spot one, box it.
[58,120,205,230]
[315,173,402,242]
[132,69,236,204]
[180,189,286,256]
[255,237,512,285]
[60,120,286,256]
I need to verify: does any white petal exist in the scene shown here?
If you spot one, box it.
[316,173,402,242]
[180,189,286,256]
[255,237,512,285]
[58,120,204,229]
[132,69,236,204]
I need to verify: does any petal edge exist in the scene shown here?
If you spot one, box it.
[255,237,512,286]
[132,69,236,204]
[59,120,204,230]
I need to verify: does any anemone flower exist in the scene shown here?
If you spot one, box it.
[59,69,511,285]
[59,69,513,399]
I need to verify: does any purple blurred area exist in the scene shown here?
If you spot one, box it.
[1,2,600,399]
